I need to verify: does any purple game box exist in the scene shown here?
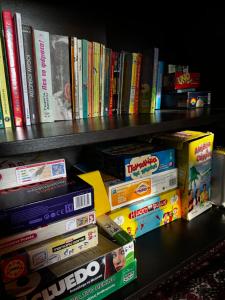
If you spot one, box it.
[0,177,94,237]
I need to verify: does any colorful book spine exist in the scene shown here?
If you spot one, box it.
[74,37,80,119]
[118,52,125,115]
[70,37,75,118]
[33,29,54,123]
[103,48,111,116]
[22,25,39,124]
[155,61,164,110]
[121,52,132,114]
[100,44,105,116]
[133,53,142,114]
[93,42,100,117]
[150,48,159,113]
[14,12,31,126]
[129,53,138,114]
[0,25,12,128]
[82,39,88,118]
[109,51,115,116]
[77,39,83,119]
[0,96,4,128]
[88,41,93,117]
[112,52,120,115]
[2,10,24,127]
[50,34,72,120]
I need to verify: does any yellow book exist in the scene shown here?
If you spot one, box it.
[129,53,138,114]
[0,37,12,128]
[93,42,100,117]
[78,170,111,217]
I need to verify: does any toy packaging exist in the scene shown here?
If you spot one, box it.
[108,188,181,238]
[104,168,177,210]
[155,131,214,220]
[0,210,96,256]
[211,148,225,207]
[187,91,211,108]
[0,176,94,236]
[90,142,175,181]
[0,157,66,191]
[0,225,98,283]
[3,227,135,300]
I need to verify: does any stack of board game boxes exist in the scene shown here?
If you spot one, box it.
[0,155,137,300]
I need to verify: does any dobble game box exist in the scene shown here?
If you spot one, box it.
[108,188,181,238]
[3,219,136,300]
[91,142,175,181]
[156,131,214,220]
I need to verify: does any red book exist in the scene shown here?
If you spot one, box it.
[108,51,115,116]
[133,53,142,114]
[2,10,24,127]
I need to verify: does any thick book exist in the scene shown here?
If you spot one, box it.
[71,37,79,119]
[22,25,39,124]
[112,51,120,115]
[108,51,115,116]
[100,44,105,116]
[117,52,125,115]
[14,13,31,126]
[33,29,54,123]
[129,53,138,114]
[2,10,24,127]
[139,48,159,114]
[77,39,83,119]
[50,34,72,120]
[0,11,12,128]
[121,52,132,114]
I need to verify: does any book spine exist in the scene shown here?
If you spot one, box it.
[112,52,119,115]
[77,39,83,119]
[0,28,12,127]
[150,48,159,113]
[129,53,138,114]
[88,41,93,117]
[100,44,105,116]
[103,48,111,116]
[118,52,125,115]
[93,42,100,117]
[33,29,54,122]
[155,61,164,110]
[50,34,72,121]
[109,51,115,116]
[14,13,31,126]
[70,37,75,118]
[133,53,142,114]
[22,25,39,124]
[121,52,132,114]
[82,39,88,119]
[2,10,24,127]
[0,95,4,128]
[74,37,79,119]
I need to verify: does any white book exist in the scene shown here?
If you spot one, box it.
[33,29,54,122]
[77,39,83,119]
[73,37,80,119]
[14,12,31,126]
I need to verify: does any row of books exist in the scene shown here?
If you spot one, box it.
[0,8,163,129]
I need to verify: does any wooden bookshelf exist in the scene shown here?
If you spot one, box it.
[0,109,224,156]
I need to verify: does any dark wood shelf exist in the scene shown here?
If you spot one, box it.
[107,207,225,300]
[0,109,224,156]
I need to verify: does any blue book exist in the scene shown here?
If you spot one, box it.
[155,61,164,110]
[82,39,88,118]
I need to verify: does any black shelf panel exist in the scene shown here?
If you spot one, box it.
[107,207,225,300]
[0,109,224,156]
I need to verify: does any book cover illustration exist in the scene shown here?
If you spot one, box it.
[33,29,54,123]
[50,34,72,120]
